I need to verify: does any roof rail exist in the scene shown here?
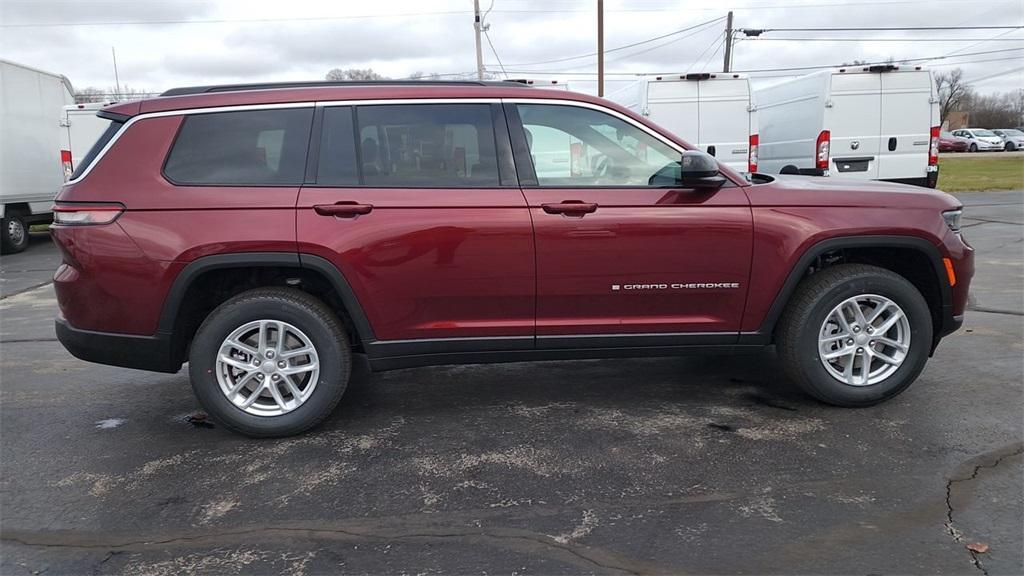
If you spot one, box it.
[160,80,532,97]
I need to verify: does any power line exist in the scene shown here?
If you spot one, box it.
[489,49,1024,77]
[495,16,725,68]
[492,22,724,73]
[751,25,1024,32]
[964,65,1024,84]
[702,34,729,72]
[747,37,1024,42]
[687,31,727,74]
[0,11,471,28]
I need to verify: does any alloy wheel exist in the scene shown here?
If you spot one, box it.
[215,319,320,416]
[818,294,910,387]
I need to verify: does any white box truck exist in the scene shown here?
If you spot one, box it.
[606,73,759,173]
[61,102,116,178]
[1,59,76,253]
[755,65,940,188]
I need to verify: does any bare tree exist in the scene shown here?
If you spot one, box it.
[325,68,388,81]
[74,87,106,103]
[935,68,972,123]
[74,85,153,103]
[966,89,1024,128]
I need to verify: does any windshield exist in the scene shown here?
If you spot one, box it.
[941,132,955,138]
[1000,129,1023,137]
[974,130,997,137]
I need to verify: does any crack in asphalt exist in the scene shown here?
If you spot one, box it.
[0,281,53,300]
[0,338,59,343]
[2,524,656,575]
[967,306,1024,317]
[943,443,1024,576]
[91,550,119,576]
[961,217,1024,227]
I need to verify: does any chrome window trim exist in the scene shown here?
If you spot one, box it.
[502,97,686,154]
[66,97,685,185]
[64,102,315,185]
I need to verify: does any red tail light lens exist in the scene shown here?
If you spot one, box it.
[52,203,124,226]
[748,134,759,173]
[61,150,73,182]
[929,126,940,166]
[816,130,830,170]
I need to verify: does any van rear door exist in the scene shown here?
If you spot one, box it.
[828,72,881,180]
[877,70,933,184]
[698,79,750,172]
[645,80,699,149]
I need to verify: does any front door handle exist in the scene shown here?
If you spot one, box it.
[541,201,598,216]
[313,202,373,217]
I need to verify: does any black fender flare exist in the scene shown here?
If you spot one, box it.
[740,235,952,344]
[157,252,375,343]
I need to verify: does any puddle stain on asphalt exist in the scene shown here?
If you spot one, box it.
[49,394,834,530]
[95,418,126,429]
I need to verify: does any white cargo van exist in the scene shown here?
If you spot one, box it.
[61,102,116,178]
[0,59,75,253]
[756,65,939,188]
[607,73,758,173]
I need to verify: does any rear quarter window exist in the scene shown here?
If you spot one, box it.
[163,108,313,186]
[70,119,124,180]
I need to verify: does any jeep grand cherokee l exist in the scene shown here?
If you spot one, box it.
[53,81,974,437]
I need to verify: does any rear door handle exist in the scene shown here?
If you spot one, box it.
[313,202,373,217]
[541,201,598,216]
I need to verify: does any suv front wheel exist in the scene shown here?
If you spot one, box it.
[776,264,932,406]
[189,287,351,437]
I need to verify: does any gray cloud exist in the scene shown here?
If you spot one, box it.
[0,0,1020,95]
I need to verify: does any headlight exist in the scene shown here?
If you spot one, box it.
[943,209,962,233]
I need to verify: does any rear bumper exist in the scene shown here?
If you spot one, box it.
[55,318,181,373]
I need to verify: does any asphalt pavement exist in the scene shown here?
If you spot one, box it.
[1,191,1021,575]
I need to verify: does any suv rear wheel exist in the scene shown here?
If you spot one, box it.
[188,287,351,437]
[776,264,932,406]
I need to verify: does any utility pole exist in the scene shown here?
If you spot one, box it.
[597,0,604,96]
[111,46,121,96]
[473,0,485,80]
[722,11,734,72]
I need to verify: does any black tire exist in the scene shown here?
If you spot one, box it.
[189,287,351,437]
[969,143,978,153]
[1006,142,1016,152]
[776,264,933,407]
[1,210,29,254]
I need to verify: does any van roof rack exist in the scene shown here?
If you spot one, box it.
[160,80,531,97]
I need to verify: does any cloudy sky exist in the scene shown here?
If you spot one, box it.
[1,0,1021,97]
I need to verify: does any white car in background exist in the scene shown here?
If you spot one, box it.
[952,128,1005,152]
[992,129,1024,152]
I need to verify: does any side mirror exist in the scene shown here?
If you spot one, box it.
[679,150,726,189]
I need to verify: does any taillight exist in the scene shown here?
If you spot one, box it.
[748,134,759,173]
[61,150,73,181]
[929,126,940,166]
[52,203,124,225]
[816,130,830,171]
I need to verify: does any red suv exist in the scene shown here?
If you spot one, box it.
[53,81,973,437]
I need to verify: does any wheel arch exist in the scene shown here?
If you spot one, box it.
[158,252,375,367]
[742,235,952,347]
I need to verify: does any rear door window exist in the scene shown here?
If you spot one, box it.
[316,107,359,186]
[353,104,500,188]
[164,108,313,186]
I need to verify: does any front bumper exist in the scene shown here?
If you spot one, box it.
[56,318,181,373]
